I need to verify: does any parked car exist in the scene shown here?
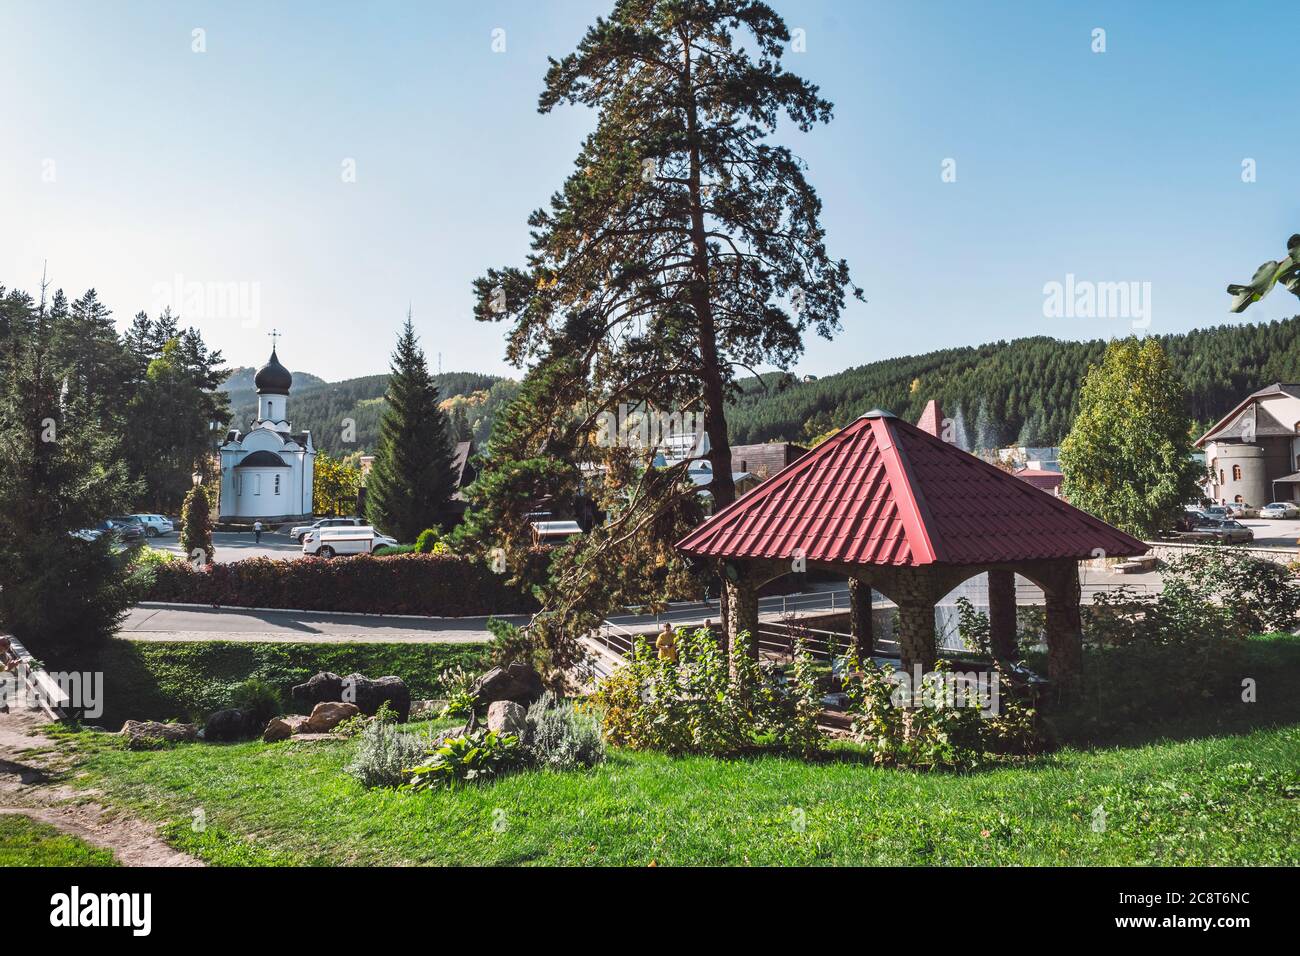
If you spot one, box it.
[301,525,394,557]
[131,513,174,537]
[1226,502,1259,518]
[105,516,146,542]
[1200,505,1231,521]
[1185,519,1255,544]
[289,516,366,544]
[1260,501,1300,519]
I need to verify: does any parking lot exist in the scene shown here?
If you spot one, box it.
[152,530,304,563]
[1216,516,1300,550]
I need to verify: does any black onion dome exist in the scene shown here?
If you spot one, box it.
[254,349,293,395]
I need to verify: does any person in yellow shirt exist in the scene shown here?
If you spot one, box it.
[655,622,678,663]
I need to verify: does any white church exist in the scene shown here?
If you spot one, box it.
[218,346,315,522]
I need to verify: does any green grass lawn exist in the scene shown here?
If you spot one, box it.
[0,815,119,867]
[61,723,1298,866]
[49,634,1300,866]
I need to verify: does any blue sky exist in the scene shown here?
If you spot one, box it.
[2,0,1297,382]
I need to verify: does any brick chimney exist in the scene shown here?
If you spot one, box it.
[916,399,944,437]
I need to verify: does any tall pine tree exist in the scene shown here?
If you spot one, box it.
[365,315,457,541]
[472,0,861,659]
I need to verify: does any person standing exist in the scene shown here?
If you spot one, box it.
[253,519,264,545]
[656,622,678,663]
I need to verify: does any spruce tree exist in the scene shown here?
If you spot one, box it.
[0,291,138,656]
[365,316,457,541]
[179,481,215,564]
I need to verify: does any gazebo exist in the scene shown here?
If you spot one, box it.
[676,410,1148,690]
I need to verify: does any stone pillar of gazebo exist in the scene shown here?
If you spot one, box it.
[848,577,874,658]
[986,569,1018,660]
[724,566,760,675]
[891,568,939,678]
[1042,559,1084,694]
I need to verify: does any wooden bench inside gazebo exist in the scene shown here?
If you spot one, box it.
[676,410,1148,692]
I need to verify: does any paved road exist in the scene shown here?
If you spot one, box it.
[122,605,528,644]
[121,566,1155,646]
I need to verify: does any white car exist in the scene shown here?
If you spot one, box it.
[289,516,366,544]
[132,514,174,537]
[1260,502,1300,519]
[301,526,397,557]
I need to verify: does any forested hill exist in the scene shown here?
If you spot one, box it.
[220,314,1300,456]
[725,315,1300,448]
[220,369,518,455]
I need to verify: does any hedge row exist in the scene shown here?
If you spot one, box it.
[145,554,538,616]
[60,640,493,729]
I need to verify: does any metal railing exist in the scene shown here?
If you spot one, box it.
[0,634,68,721]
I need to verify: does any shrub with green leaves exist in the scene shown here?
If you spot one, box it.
[842,655,1038,770]
[404,730,523,789]
[345,717,427,789]
[437,664,478,718]
[587,627,824,757]
[524,691,605,770]
[955,597,991,655]
[414,528,449,554]
[1084,549,1299,648]
[229,677,281,728]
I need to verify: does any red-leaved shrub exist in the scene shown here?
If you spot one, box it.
[145,554,538,616]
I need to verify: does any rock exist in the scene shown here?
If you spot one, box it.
[303,701,360,734]
[341,673,411,722]
[471,662,544,707]
[290,671,411,722]
[291,672,344,708]
[486,700,526,735]
[262,714,311,743]
[203,708,253,742]
[120,720,197,749]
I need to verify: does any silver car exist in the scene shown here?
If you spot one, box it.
[1260,502,1300,519]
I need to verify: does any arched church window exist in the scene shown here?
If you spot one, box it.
[1232,465,1242,481]
[274,475,281,495]
[1220,469,1225,486]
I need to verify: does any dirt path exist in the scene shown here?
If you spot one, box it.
[0,704,202,867]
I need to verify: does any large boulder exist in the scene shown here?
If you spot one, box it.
[303,701,360,734]
[262,715,311,743]
[486,700,526,736]
[470,663,544,708]
[291,672,344,708]
[120,720,197,749]
[203,708,253,742]
[342,673,411,722]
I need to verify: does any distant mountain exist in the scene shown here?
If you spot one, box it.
[221,366,329,413]
[220,368,518,455]
[724,314,1300,448]
[219,312,1300,459]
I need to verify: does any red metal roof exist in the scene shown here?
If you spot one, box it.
[677,412,1147,567]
